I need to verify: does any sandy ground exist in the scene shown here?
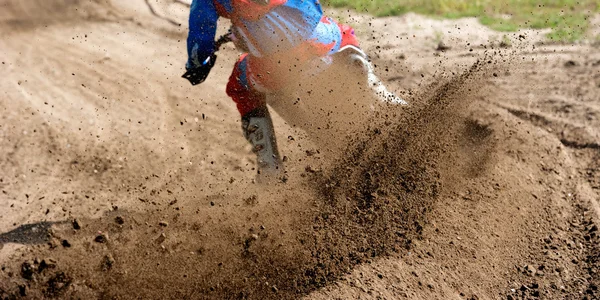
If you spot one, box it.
[0,0,599,299]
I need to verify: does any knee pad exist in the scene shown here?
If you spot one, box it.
[338,23,359,48]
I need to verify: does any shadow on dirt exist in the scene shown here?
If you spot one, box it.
[0,222,56,249]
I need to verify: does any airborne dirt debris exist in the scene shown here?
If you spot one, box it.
[0,0,599,299]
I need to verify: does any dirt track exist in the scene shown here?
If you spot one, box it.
[1,1,599,299]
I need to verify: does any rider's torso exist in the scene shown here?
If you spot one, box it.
[212,0,327,58]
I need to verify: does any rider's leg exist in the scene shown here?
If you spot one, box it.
[326,18,407,105]
[226,54,282,175]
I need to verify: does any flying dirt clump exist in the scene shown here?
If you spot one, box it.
[294,58,497,289]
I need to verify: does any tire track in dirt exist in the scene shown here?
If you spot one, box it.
[0,0,122,31]
[496,99,600,300]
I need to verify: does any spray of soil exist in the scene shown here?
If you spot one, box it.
[0,52,499,298]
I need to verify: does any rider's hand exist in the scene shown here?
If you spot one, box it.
[182,54,217,86]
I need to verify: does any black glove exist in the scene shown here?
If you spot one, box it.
[182,54,217,86]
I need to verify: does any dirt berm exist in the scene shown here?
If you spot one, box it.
[1,0,599,299]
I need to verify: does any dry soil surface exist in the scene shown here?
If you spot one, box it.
[0,1,599,299]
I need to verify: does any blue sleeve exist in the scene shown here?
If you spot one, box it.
[186,0,219,69]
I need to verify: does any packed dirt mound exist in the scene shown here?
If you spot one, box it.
[1,0,599,299]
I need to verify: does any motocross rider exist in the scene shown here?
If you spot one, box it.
[183,0,361,176]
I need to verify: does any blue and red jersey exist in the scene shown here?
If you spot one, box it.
[186,0,346,67]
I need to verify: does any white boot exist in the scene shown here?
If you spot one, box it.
[338,46,408,105]
[241,106,283,178]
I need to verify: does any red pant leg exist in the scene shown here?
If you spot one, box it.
[226,54,266,117]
